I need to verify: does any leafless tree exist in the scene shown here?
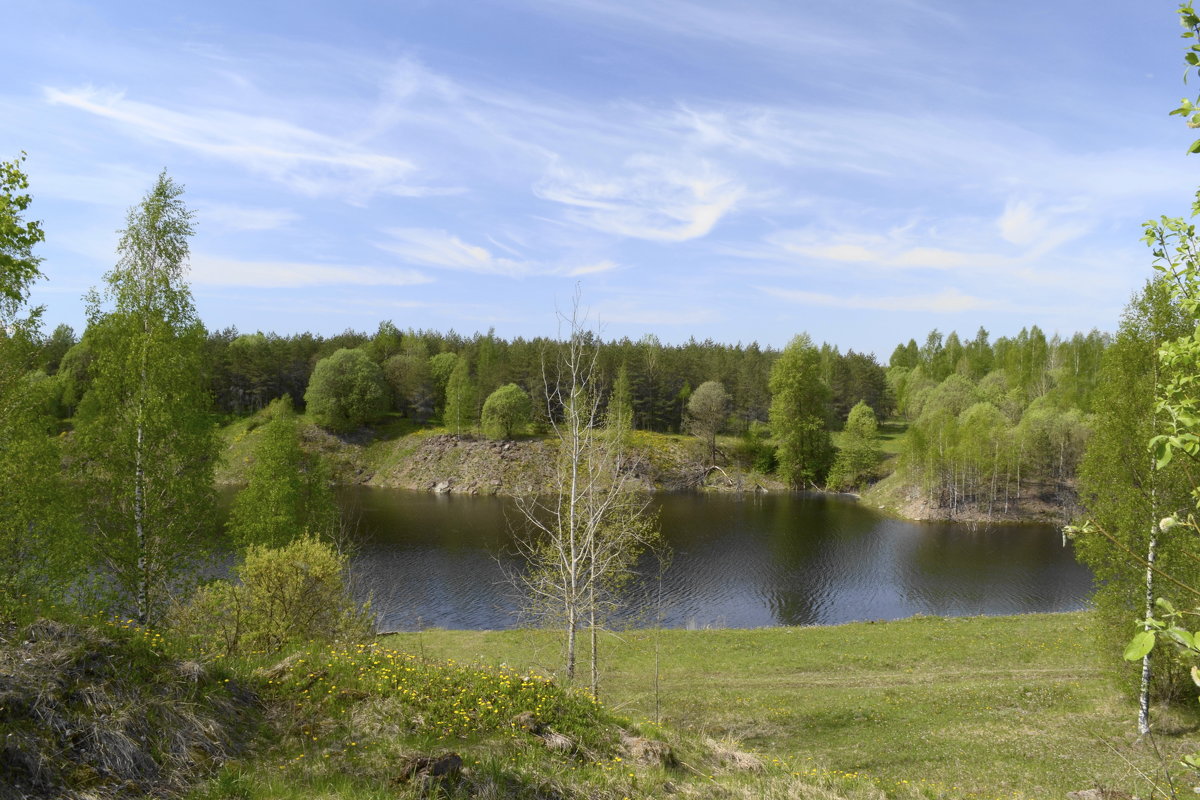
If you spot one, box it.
[512,292,661,698]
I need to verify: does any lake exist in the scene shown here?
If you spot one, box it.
[340,488,1092,631]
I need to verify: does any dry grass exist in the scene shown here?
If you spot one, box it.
[0,617,259,800]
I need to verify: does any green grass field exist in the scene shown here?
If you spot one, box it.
[384,612,1200,799]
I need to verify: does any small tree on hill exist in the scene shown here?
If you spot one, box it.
[482,383,532,439]
[444,355,477,433]
[227,396,339,551]
[769,334,834,487]
[827,401,881,491]
[685,380,730,464]
[304,348,389,432]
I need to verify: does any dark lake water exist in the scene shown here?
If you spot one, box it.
[337,488,1093,631]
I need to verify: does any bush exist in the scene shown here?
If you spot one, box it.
[481,383,532,439]
[172,536,372,658]
[731,421,777,474]
[303,348,388,432]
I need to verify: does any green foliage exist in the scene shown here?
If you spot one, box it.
[55,335,93,417]
[172,535,372,658]
[365,319,402,363]
[382,347,434,421]
[481,382,532,440]
[768,334,833,486]
[0,400,85,615]
[1074,280,1196,698]
[226,397,339,551]
[391,612,1169,799]
[730,420,777,473]
[428,350,459,414]
[685,379,730,463]
[605,362,633,437]
[72,172,217,625]
[443,354,477,433]
[0,155,83,615]
[303,348,389,432]
[827,401,880,491]
[0,151,45,317]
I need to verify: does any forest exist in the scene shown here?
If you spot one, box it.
[26,302,1109,514]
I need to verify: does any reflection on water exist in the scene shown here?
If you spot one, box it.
[338,488,1092,632]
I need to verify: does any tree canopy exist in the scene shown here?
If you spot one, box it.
[304,348,389,432]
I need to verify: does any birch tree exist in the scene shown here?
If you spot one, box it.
[1075,279,1194,731]
[514,298,660,696]
[74,172,217,625]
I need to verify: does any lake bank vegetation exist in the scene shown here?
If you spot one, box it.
[13,5,1200,792]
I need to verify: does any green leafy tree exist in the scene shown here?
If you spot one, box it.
[481,383,532,440]
[827,401,881,491]
[40,323,75,375]
[172,535,371,657]
[444,354,477,433]
[769,334,833,487]
[685,380,730,464]
[73,171,218,625]
[0,153,84,613]
[227,397,339,551]
[55,334,94,417]
[0,152,44,315]
[606,362,634,438]
[1068,8,1200,752]
[428,351,459,416]
[1075,280,1195,730]
[304,347,389,432]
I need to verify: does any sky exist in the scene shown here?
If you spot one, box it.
[3,1,1198,357]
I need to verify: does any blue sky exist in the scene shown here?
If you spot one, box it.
[4,1,1196,356]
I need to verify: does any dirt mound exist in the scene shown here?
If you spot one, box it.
[373,434,560,494]
[0,618,260,800]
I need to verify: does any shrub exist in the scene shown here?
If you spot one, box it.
[172,535,372,658]
[481,383,532,439]
[303,348,388,432]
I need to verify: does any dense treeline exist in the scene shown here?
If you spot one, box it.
[34,319,896,437]
[30,311,1112,505]
[889,326,1107,514]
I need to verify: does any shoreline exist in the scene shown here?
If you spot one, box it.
[219,418,1077,525]
[373,607,1092,637]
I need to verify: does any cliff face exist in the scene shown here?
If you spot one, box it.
[369,434,560,495]
[218,417,785,496]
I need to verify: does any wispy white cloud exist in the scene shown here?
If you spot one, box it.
[43,86,451,201]
[768,229,1012,271]
[377,228,624,279]
[189,254,432,288]
[567,260,619,277]
[534,154,743,242]
[197,203,299,232]
[376,228,531,276]
[760,286,994,313]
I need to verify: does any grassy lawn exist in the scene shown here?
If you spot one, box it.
[384,612,1200,799]
[875,419,908,456]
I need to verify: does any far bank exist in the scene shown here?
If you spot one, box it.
[217,413,1077,525]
